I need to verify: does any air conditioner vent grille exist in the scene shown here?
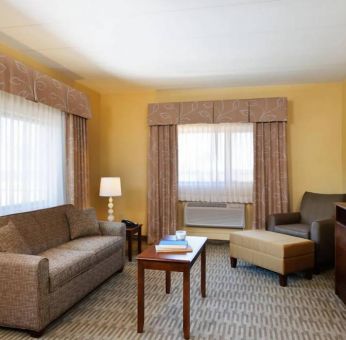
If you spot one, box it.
[186,202,227,208]
[184,202,245,228]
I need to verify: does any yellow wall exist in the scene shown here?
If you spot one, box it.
[0,44,102,208]
[96,91,156,223]
[95,83,344,239]
[1,43,344,239]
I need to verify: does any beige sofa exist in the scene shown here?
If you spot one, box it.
[0,204,125,337]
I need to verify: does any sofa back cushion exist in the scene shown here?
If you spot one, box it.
[0,205,73,254]
[32,205,73,249]
[300,192,346,225]
[66,207,100,240]
[0,221,32,254]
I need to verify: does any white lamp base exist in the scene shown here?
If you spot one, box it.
[107,197,114,221]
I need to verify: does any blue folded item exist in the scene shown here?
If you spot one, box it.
[159,240,188,246]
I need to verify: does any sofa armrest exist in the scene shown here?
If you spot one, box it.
[99,221,126,238]
[0,253,49,332]
[311,219,335,267]
[267,212,301,231]
[99,221,126,262]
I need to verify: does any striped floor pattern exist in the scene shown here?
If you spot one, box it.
[1,242,346,339]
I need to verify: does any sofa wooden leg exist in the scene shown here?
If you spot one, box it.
[230,257,237,268]
[313,265,320,275]
[117,266,124,273]
[28,329,45,338]
[304,269,313,280]
[279,274,287,287]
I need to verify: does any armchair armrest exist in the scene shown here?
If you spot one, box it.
[311,219,335,267]
[267,212,301,231]
[0,253,49,332]
[99,221,126,238]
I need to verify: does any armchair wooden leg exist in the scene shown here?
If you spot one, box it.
[230,257,237,268]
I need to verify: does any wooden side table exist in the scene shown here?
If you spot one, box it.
[126,224,142,262]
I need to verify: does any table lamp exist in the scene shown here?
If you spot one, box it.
[99,177,122,221]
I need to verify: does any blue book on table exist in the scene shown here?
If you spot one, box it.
[159,240,188,246]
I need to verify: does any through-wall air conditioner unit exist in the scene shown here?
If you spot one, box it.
[184,202,245,228]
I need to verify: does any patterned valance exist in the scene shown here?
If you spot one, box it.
[148,97,287,125]
[0,54,92,119]
[180,101,213,124]
[147,103,179,125]
[214,99,249,123]
[249,97,287,123]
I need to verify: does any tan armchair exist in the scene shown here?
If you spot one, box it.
[267,192,346,271]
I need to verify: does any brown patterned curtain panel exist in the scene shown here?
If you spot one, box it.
[0,53,92,119]
[147,125,178,244]
[66,114,90,209]
[253,122,289,229]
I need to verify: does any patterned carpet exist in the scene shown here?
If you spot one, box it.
[1,242,346,340]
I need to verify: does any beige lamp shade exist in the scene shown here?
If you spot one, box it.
[99,177,122,197]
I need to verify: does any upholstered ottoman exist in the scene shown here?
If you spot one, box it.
[229,230,314,286]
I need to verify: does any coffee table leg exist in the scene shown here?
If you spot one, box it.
[201,245,206,298]
[137,261,144,333]
[183,268,190,339]
[138,226,142,254]
[128,234,132,262]
[165,271,171,294]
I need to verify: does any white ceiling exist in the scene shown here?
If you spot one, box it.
[1,0,346,93]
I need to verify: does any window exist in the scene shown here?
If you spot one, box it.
[0,91,66,215]
[178,123,253,203]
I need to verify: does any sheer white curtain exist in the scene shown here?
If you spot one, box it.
[178,123,253,203]
[0,90,66,215]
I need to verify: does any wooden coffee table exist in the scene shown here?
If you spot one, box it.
[137,236,207,339]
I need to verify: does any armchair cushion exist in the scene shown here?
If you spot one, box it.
[0,221,32,254]
[66,207,100,240]
[58,236,123,264]
[267,212,301,231]
[274,223,310,239]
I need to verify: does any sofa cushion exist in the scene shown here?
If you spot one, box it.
[58,236,123,264]
[0,221,32,254]
[0,204,74,254]
[274,223,310,239]
[39,248,94,292]
[32,205,72,249]
[5,213,48,254]
[66,208,100,240]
